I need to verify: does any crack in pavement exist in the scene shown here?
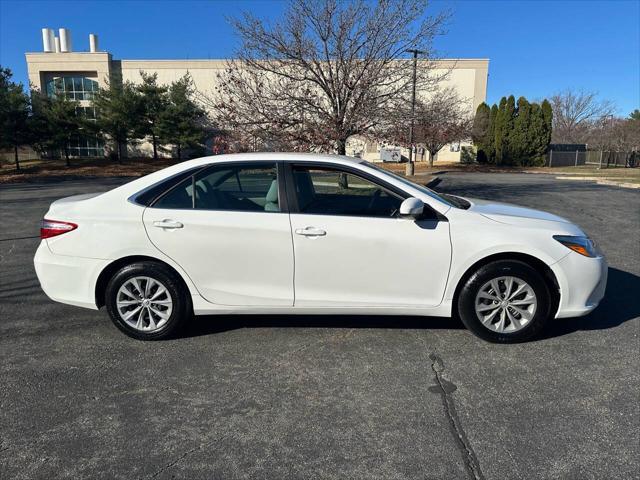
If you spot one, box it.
[0,235,39,242]
[428,353,485,480]
[0,242,17,264]
[145,433,231,479]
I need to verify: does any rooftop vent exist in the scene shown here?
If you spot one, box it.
[59,28,72,52]
[41,28,54,52]
[89,33,98,53]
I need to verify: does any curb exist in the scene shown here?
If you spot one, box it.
[555,176,640,189]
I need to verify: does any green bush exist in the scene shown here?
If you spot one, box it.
[460,145,476,164]
[472,95,552,166]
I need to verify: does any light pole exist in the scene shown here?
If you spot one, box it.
[405,48,424,176]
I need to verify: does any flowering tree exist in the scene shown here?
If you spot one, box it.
[388,87,472,166]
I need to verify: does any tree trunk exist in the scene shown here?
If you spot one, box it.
[405,161,414,176]
[336,138,347,156]
[64,145,70,167]
[14,143,20,171]
[152,134,158,160]
[428,150,437,167]
[177,144,182,161]
[117,142,123,164]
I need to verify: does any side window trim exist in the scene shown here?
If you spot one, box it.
[191,175,196,209]
[129,165,208,207]
[276,162,289,213]
[284,162,408,217]
[150,160,288,213]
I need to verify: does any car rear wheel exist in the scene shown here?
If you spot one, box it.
[105,262,191,340]
[457,260,552,343]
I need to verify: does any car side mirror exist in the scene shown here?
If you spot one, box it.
[399,197,424,219]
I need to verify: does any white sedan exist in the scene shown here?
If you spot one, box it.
[34,153,607,343]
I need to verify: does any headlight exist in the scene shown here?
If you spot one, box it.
[553,235,600,258]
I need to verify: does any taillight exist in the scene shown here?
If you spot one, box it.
[41,219,78,239]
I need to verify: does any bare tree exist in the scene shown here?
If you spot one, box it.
[387,87,472,166]
[618,118,640,153]
[588,116,640,153]
[208,0,448,155]
[550,89,616,144]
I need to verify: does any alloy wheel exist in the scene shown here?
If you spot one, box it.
[116,276,173,332]
[474,276,537,333]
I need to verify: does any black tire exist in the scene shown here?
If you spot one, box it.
[105,261,191,340]
[457,260,552,343]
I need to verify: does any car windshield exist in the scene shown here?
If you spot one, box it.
[361,161,464,208]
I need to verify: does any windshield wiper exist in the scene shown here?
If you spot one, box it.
[440,193,471,209]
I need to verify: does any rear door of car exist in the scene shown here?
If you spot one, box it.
[142,161,294,306]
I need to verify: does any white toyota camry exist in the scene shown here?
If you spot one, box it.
[34,153,607,342]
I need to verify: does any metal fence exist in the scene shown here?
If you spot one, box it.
[0,148,41,166]
[546,150,638,168]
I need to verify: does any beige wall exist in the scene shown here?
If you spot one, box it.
[119,58,489,161]
[119,58,489,111]
[25,52,112,91]
[25,51,489,161]
[120,59,225,99]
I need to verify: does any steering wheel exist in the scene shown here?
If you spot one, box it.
[366,189,382,212]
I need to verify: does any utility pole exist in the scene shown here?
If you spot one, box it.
[405,49,424,176]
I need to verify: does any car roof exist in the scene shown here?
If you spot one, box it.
[184,152,364,167]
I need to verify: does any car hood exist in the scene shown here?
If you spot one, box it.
[463,197,573,225]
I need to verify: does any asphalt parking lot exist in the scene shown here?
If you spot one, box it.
[1,172,638,479]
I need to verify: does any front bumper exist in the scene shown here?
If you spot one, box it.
[34,241,109,310]
[552,252,608,319]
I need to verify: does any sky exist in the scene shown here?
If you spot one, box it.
[0,0,638,116]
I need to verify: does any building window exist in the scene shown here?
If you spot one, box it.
[67,135,104,158]
[68,106,102,157]
[45,76,99,100]
[43,77,102,157]
[76,106,97,121]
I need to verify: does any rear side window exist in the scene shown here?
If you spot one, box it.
[153,163,280,212]
[130,167,202,206]
[153,176,194,209]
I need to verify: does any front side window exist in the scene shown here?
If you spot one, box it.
[154,163,280,212]
[292,166,403,217]
[362,161,457,208]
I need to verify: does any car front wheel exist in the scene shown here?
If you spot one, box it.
[457,260,552,343]
[105,261,191,340]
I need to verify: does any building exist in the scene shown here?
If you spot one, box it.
[26,28,489,162]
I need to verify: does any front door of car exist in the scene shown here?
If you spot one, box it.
[286,163,452,307]
[143,162,294,306]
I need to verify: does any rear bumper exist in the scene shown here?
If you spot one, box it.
[552,252,608,319]
[34,241,109,310]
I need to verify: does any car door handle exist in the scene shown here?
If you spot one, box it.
[295,227,326,237]
[153,219,183,229]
